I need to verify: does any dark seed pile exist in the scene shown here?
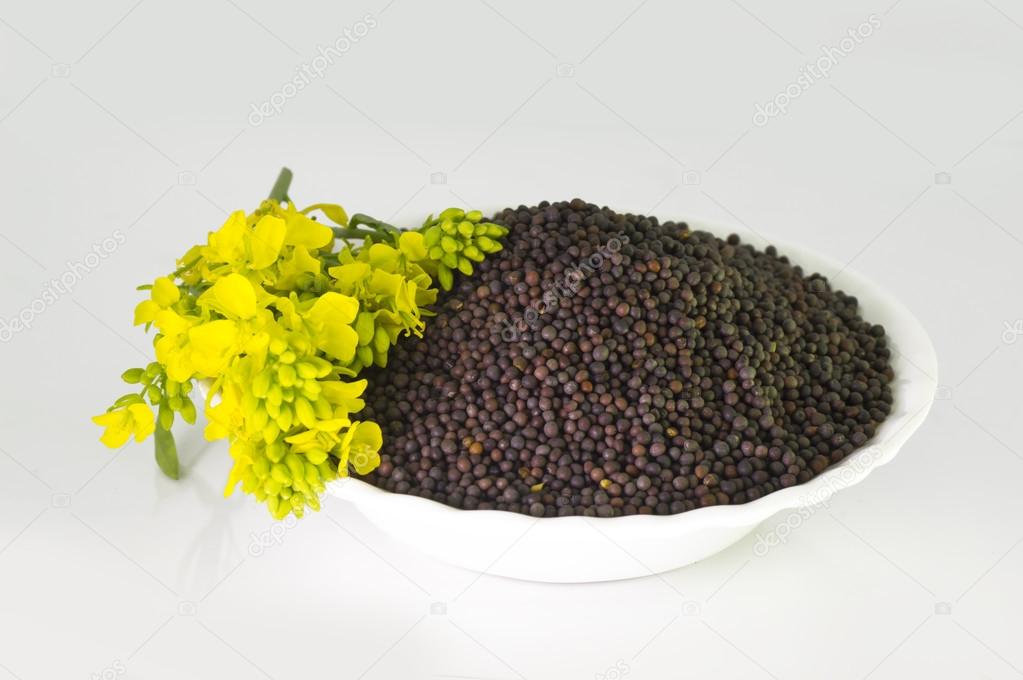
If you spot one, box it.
[361,199,894,518]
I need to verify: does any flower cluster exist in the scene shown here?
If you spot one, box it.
[92,171,504,519]
[421,208,507,290]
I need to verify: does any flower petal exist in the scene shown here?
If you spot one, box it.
[250,215,286,269]
[285,213,333,249]
[151,277,180,307]
[209,273,258,319]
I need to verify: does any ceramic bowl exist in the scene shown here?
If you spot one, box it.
[330,218,937,582]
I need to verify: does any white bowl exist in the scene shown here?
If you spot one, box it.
[330,218,937,582]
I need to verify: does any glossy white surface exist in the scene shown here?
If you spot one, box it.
[2,0,1022,678]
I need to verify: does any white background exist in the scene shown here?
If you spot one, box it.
[1,0,1022,678]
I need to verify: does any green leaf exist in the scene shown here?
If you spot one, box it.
[154,425,180,480]
[158,401,174,429]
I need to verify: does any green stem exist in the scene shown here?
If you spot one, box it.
[349,213,400,234]
[332,227,383,240]
[268,167,294,204]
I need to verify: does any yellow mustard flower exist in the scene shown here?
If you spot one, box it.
[337,421,382,476]
[92,403,155,448]
[134,276,181,326]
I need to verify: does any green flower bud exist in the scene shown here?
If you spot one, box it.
[271,463,292,484]
[180,398,197,425]
[252,370,272,398]
[294,397,316,429]
[250,406,269,432]
[253,456,270,478]
[423,226,442,247]
[306,448,329,465]
[355,311,375,346]
[476,236,501,253]
[277,364,297,387]
[373,326,390,354]
[285,453,305,479]
[266,441,287,463]
[437,263,454,291]
[121,368,144,384]
[113,393,145,408]
[276,405,293,432]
